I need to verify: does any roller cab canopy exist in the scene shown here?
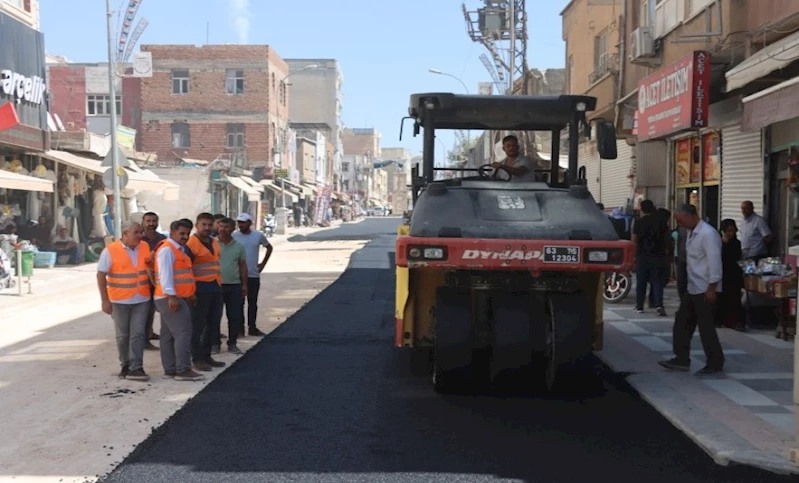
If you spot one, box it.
[408,93,597,131]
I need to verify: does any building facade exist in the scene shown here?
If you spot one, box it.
[285,59,343,189]
[136,44,289,169]
[0,0,39,30]
[296,135,315,183]
[562,0,635,210]
[342,127,380,157]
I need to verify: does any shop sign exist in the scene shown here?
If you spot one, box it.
[636,51,711,141]
[0,70,46,106]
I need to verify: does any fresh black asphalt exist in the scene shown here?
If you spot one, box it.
[101,219,795,483]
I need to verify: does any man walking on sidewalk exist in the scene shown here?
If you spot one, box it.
[186,213,226,371]
[153,219,204,381]
[217,217,247,354]
[659,204,725,374]
[142,212,166,350]
[96,221,152,381]
[233,213,272,337]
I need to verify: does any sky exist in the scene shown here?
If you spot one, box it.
[40,0,569,160]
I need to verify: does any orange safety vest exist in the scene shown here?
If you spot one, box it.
[105,240,151,302]
[154,241,197,298]
[186,235,222,285]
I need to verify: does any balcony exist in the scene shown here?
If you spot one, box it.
[588,53,619,86]
[654,0,683,39]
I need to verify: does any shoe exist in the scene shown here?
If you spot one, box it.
[658,358,690,372]
[635,308,644,314]
[163,370,176,379]
[149,333,160,340]
[248,328,265,337]
[145,341,159,351]
[696,365,723,375]
[211,345,220,354]
[220,333,227,339]
[126,368,150,381]
[205,357,226,368]
[193,361,213,372]
[175,369,205,381]
[228,344,242,355]
[238,329,246,338]
[656,307,667,317]
[118,365,129,379]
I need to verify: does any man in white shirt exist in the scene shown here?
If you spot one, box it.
[490,135,538,182]
[659,204,725,374]
[232,213,273,337]
[739,200,773,260]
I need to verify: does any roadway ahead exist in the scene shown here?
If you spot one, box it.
[102,217,792,483]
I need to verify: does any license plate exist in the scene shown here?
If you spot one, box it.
[543,246,580,263]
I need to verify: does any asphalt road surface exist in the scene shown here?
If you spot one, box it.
[102,218,794,483]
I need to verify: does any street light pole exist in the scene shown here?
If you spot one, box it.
[105,0,122,239]
[428,68,472,164]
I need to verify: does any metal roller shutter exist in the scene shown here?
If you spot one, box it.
[580,142,600,202]
[600,140,633,209]
[720,126,763,222]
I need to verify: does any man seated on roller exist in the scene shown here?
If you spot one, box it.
[490,134,539,182]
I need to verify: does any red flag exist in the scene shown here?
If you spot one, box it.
[0,103,20,132]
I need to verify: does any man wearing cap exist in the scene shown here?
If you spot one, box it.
[96,221,152,381]
[233,213,273,337]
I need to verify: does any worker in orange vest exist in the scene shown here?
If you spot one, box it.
[186,212,226,372]
[153,218,204,381]
[96,221,152,382]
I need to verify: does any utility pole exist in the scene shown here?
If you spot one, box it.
[105,0,122,239]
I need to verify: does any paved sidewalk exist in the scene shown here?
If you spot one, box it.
[0,222,343,315]
[598,285,797,474]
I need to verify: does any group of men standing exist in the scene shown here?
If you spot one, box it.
[96,211,273,382]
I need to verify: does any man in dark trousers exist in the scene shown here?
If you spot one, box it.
[631,200,669,316]
[141,212,166,350]
[660,204,725,374]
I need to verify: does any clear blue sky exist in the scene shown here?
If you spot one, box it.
[41,0,569,160]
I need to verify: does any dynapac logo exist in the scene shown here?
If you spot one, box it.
[462,250,543,260]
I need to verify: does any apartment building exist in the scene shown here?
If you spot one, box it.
[567,0,799,256]
[136,44,289,168]
[285,59,343,188]
[1,0,39,30]
[562,0,634,209]
[342,127,380,157]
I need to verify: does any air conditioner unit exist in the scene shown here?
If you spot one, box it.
[630,27,655,61]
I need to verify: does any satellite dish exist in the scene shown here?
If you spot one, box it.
[103,167,129,190]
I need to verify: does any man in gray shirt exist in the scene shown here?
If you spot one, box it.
[740,200,773,260]
[232,213,273,337]
[659,204,725,374]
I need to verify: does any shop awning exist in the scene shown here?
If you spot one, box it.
[741,76,799,132]
[282,179,313,197]
[301,181,320,195]
[241,175,265,192]
[260,180,299,203]
[227,176,261,202]
[0,170,54,192]
[726,30,799,92]
[535,152,569,169]
[42,150,179,198]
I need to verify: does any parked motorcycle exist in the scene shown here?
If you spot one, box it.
[603,271,631,304]
[262,214,276,237]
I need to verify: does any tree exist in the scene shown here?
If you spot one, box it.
[446,137,478,165]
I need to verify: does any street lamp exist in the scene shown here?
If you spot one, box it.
[428,68,471,173]
[105,0,122,239]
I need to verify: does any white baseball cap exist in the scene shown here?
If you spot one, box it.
[236,213,253,222]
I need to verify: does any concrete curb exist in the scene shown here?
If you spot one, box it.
[595,351,799,475]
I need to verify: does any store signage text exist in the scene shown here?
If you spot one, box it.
[0,69,46,106]
[635,51,711,141]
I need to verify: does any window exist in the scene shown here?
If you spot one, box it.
[226,123,244,148]
[279,82,286,105]
[654,0,683,38]
[172,70,189,95]
[2,0,24,9]
[594,30,609,70]
[225,69,244,95]
[688,0,713,17]
[567,55,574,94]
[342,162,350,172]
[171,123,190,148]
[87,95,121,116]
[639,0,656,27]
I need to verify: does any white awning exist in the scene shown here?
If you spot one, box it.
[240,175,265,192]
[726,30,799,92]
[0,170,54,192]
[41,150,103,174]
[227,176,261,202]
[260,180,299,203]
[301,181,320,195]
[535,152,570,169]
[282,179,313,197]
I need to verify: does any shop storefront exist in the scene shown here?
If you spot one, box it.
[742,78,799,258]
[635,51,712,222]
[0,11,50,231]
